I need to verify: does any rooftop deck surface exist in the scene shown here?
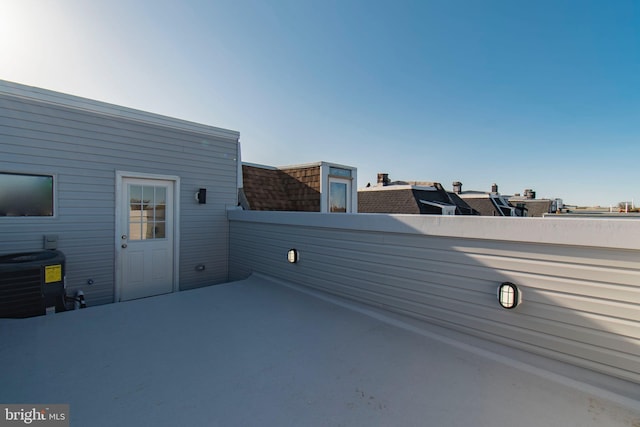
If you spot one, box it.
[1,275,638,426]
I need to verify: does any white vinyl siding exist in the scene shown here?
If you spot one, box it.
[0,82,239,305]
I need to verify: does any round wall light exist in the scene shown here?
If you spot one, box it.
[498,282,520,309]
[287,249,299,264]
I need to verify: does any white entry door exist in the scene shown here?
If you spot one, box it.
[117,176,175,301]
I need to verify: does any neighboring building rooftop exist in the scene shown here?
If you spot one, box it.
[358,174,478,215]
[240,163,321,211]
[240,161,357,213]
[509,197,555,217]
[453,182,525,216]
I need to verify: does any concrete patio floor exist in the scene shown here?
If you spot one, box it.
[1,274,639,426]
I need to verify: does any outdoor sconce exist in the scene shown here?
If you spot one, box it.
[287,249,299,264]
[498,282,521,309]
[195,188,207,204]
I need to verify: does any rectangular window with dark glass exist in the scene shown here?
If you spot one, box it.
[0,173,54,217]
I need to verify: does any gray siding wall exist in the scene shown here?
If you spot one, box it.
[0,84,239,305]
[228,211,640,384]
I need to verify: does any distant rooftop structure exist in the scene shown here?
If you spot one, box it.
[358,173,478,215]
[509,195,556,217]
[452,182,525,216]
[240,161,358,213]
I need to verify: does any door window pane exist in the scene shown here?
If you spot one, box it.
[130,185,142,205]
[155,187,166,204]
[142,186,154,205]
[154,187,166,221]
[129,185,143,239]
[155,204,166,220]
[153,222,166,238]
[129,184,168,240]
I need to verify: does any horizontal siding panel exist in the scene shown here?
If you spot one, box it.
[0,115,237,158]
[0,137,236,173]
[459,253,640,287]
[531,291,639,321]
[1,161,119,180]
[238,221,638,271]
[58,183,114,194]
[1,226,113,239]
[0,101,238,148]
[490,272,640,305]
[0,136,235,172]
[377,231,638,274]
[1,99,238,145]
[233,223,640,309]
[459,244,640,270]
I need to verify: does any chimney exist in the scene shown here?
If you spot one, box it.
[452,181,462,194]
[524,189,536,199]
[491,183,498,193]
[377,173,390,186]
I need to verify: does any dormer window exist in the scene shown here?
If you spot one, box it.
[419,200,456,215]
[490,195,516,216]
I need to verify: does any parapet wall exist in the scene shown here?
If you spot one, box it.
[228,210,640,384]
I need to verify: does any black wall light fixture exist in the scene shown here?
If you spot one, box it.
[498,282,520,309]
[195,188,207,204]
[287,249,299,263]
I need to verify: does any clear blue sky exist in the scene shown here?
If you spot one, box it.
[1,0,638,206]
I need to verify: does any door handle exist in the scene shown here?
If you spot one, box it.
[121,244,128,248]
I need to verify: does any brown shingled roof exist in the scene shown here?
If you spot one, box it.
[463,198,502,216]
[509,199,553,217]
[358,189,423,214]
[241,164,321,211]
[280,166,321,211]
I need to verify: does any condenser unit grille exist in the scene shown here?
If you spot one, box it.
[0,267,45,318]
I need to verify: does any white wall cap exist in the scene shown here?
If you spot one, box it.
[228,210,640,251]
